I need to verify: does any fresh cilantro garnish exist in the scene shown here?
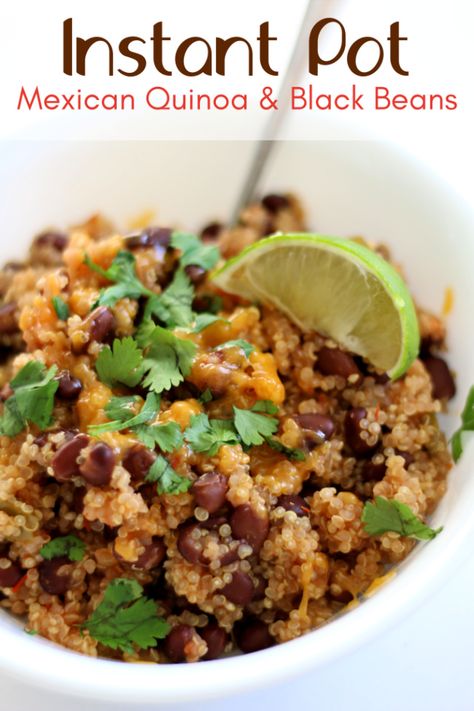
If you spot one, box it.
[85,251,153,308]
[136,324,197,394]
[83,578,170,653]
[252,400,279,415]
[95,337,145,388]
[233,406,278,447]
[40,534,86,562]
[88,393,160,436]
[145,455,191,495]
[451,385,474,462]
[25,629,38,636]
[362,497,443,540]
[199,388,213,404]
[144,268,194,329]
[103,395,142,422]
[266,438,305,461]
[0,361,59,436]
[171,232,220,271]
[189,313,227,334]
[214,339,255,359]
[51,296,69,321]
[184,413,239,456]
[134,421,183,453]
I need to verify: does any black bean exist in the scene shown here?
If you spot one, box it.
[293,413,335,447]
[133,538,166,571]
[125,226,171,264]
[38,556,71,595]
[0,560,24,588]
[79,442,115,486]
[201,622,227,660]
[34,232,68,252]
[0,302,18,333]
[277,494,309,517]
[423,356,456,400]
[122,444,156,484]
[177,523,208,565]
[184,265,207,285]
[164,624,194,663]
[317,347,362,382]
[261,194,290,214]
[56,371,82,401]
[89,307,116,343]
[52,433,89,482]
[200,222,222,242]
[344,408,377,457]
[191,472,228,514]
[374,372,390,385]
[234,618,274,654]
[221,571,255,606]
[230,505,269,553]
[361,460,386,482]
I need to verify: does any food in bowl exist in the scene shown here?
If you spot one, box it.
[0,195,455,663]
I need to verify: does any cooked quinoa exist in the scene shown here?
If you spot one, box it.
[0,194,455,662]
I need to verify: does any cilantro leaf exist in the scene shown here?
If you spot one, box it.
[171,232,220,271]
[266,438,305,461]
[40,534,86,562]
[85,251,153,308]
[83,578,170,653]
[233,406,278,447]
[361,497,443,540]
[184,413,238,456]
[189,313,227,334]
[252,400,279,415]
[134,421,183,452]
[95,337,144,388]
[451,385,474,462]
[88,393,160,436]
[144,268,194,329]
[137,325,197,394]
[104,395,142,422]
[145,455,191,495]
[51,296,69,321]
[0,361,59,436]
[214,339,255,359]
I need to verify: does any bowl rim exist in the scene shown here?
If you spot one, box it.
[0,137,473,704]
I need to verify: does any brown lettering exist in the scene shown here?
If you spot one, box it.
[347,37,384,76]
[215,37,253,76]
[308,18,346,75]
[118,37,147,77]
[387,22,409,76]
[175,37,213,76]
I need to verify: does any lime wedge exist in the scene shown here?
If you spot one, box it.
[212,234,419,379]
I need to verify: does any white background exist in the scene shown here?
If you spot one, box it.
[0,0,473,709]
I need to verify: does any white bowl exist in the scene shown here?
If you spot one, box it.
[0,139,473,705]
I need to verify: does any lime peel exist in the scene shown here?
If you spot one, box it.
[212,233,419,379]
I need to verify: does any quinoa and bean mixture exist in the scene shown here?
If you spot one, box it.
[0,195,455,662]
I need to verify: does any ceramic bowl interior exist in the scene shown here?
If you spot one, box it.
[0,139,472,704]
